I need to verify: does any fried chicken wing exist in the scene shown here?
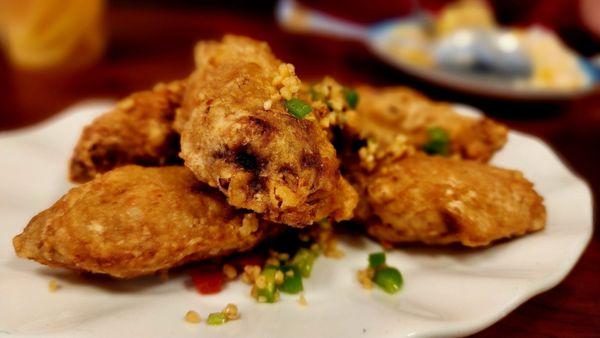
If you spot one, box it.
[13,166,277,278]
[347,86,508,162]
[69,80,185,183]
[361,155,546,247]
[177,35,357,227]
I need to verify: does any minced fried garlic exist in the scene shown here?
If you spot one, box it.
[298,293,308,306]
[314,219,345,259]
[255,275,267,289]
[359,135,414,171]
[48,279,60,292]
[307,76,355,129]
[263,99,273,110]
[274,270,285,285]
[185,310,201,324]
[223,264,237,280]
[295,219,344,259]
[357,268,375,290]
[273,63,301,100]
[185,305,239,326]
[255,291,280,303]
[241,265,261,284]
[269,249,289,262]
[240,214,259,237]
[222,303,240,321]
[265,257,280,266]
[322,238,344,258]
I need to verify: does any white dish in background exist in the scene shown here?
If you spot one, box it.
[276,0,599,101]
[0,102,593,338]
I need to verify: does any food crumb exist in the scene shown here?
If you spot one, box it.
[184,310,201,324]
[263,99,272,110]
[357,268,375,290]
[202,303,242,326]
[358,136,413,172]
[265,257,280,266]
[222,303,240,320]
[48,279,60,292]
[274,270,285,285]
[255,275,267,289]
[223,264,237,280]
[273,63,301,100]
[241,265,261,284]
[315,221,345,259]
[298,293,308,306]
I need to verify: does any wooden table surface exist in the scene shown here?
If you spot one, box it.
[1,3,598,337]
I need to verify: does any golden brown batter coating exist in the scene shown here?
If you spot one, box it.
[69,80,185,183]
[13,166,277,278]
[361,155,546,247]
[348,86,508,162]
[174,36,282,132]
[177,35,357,227]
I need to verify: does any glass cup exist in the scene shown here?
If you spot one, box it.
[0,0,106,70]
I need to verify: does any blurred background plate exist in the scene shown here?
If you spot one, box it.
[276,0,599,100]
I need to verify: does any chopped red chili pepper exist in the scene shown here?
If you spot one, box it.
[189,265,225,295]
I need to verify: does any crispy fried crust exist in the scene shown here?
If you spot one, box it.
[69,80,185,183]
[362,155,546,247]
[177,35,357,227]
[13,166,277,278]
[174,37,282,132]
[348,86,508,162]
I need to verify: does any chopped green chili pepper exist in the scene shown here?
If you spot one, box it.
[279,265,303,294]
[343,87,359,109]
[256,265,278,302]
[422,127,450,156]
[285,98,312,119]
[206,312,227,325]
[368,252,386,268]
[291,248,318,278]
[373,267,403,294]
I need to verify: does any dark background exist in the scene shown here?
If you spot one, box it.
[0,1,598,336]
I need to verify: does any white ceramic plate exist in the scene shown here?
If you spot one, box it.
[0,102,593,338]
